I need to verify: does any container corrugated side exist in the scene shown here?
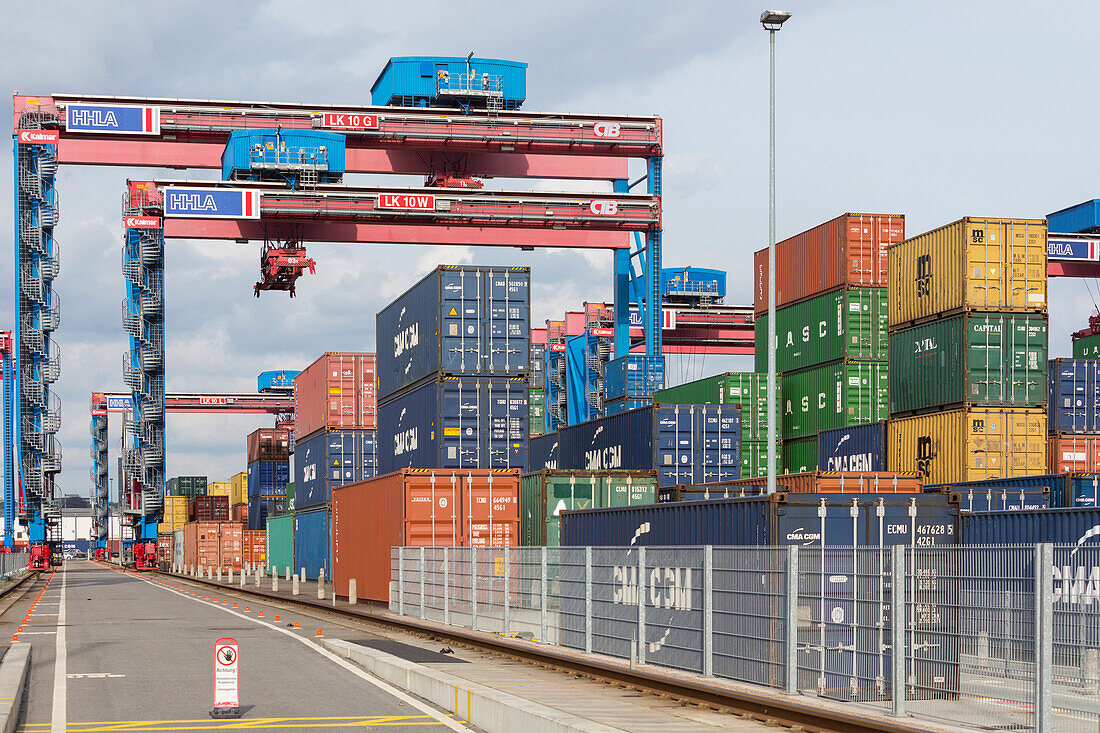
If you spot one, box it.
[528,433,559,470]
[960,507,1100,545]
[888,407,1047,484]
[741,440,782,478]
[782,437,817,473]
[603,355,665,401]
[294,508,330,577]
[1049,435,1100,473]
[293,353,377,437]
[247,460,290,497]
[925,474,1062,510]
[817,421,887,471]
[655,373,772,441]
[1073,334,1100,359]
[519,470,657,546]
[780,361,888,440]
[265,514,294,574]
[888,217,1047,328]
[294,428,378,509]
[1048,359,1100,433]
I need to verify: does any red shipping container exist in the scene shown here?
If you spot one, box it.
[243,530,266,568]
[294,353,377,437]
[333,468,520,602]
[231,503,248,523]
[247,428,291,462]
[156,533,173,565]
[1050,435,1100,473]
[753,213,904,315]
[189,495,229,522]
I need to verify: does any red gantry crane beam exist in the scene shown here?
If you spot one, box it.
[91,392,294,415]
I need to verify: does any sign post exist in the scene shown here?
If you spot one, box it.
[210,637,241,718]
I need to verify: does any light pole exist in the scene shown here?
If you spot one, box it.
[761,10,791,494]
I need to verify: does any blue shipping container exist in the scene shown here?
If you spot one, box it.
[1048,199,1100,234]
[661,267,726,300]
[604,355,665,402]
[816,421,887,472]
[557,404,741,488]
[294,429,377,510]
[257,369,300,393]
[377,265,530,398]
[934,473,1100,509]
[221,129,346,182]
[604,398,652,416]
[247,496,287,531]
[378,375,528,473]
[294,508,331,577]
[528,433,559,471]
[371,56,528,109]
[1048,358,1100,433]
[247,460,290,498]
[530,344,545,390]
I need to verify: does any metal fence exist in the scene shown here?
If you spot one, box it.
[0,554,29,579]
[391,545,1100,733]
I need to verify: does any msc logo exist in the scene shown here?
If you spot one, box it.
[915,435,936,477]
[915,253,932,298]
[971,228,985,244]
[971,418,985,432]
[593,121,621,138]
[589,200,618,216]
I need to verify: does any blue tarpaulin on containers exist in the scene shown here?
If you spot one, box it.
[604,355,665,402]
[247,460,290,498]
[565,335,586,426]
[556,403,741,487]
[294,429,377,510]
[816,421,887,472]
[294,508,331,577]
[377,265,530,399]
[1049,358,1100,433]
[378,375,528,473]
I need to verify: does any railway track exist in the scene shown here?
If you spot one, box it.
[155,566,951,733]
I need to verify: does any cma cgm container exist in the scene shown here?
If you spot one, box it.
[753,213,903,315]
[753,288,888,373]
[528,433,559,471]
[266,514,294,573]
[655,372,773,441]
[888,217,1047,327]
[293,353,377,436]
[1049,435,1100,473]
[376,265,530,398]
[246,428,291,462]
[603,355,665,402]
[889,407,1047,484]
[293,429,378,510]
[780,361,888,440]
[889,313,1048,415]
[817,421,887,472]
[1073,333,1100,359]
[520,470,658,546]
[1048,359,1100,433]
[247,460,290,497]
[557,404,741,487]
[332,469,520,602]
[782,437,817,473]
[295,508,330,577]
[378,375,527,473]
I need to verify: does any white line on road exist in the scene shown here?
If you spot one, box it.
[51,566,67,733]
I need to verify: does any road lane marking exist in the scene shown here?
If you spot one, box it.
[18,715,455,730]
[51,565,66,733]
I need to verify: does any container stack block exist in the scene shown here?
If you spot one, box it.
[1048,358,1100,473]
[246,428,292,531]
[529,330,547,436]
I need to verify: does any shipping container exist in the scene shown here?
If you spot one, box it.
[888,217,1047,327]
[753,213,903,315]
[246,428,291,463]
[604,398,652,415]
[332,469,520,601]
[661,471,922,499]
[520,470,658,546]
[782,437,817,473]
[295,508,331,578]
[603,355,665,402]
[654,372,774,441]
[780,361,888,440]
[528,433,559,471]
[553,404,741,487]
[961,506,1100,545]
[231,503,247,524]
[247,460,290,497]
[816,421,887,472]
[754,287,888,373]
[741,440,782,479]
[378,374,528,473]
[156,533,173,566]
[244,529,266,569]
[293,429,378,510]
[889,313,1048,415]
[889,407,1047,484]
[230,472,246,504]
[530,344,545,389]
[182,521,245,571]
[265,515,294,574]
[285,482,296,510]
[247,496,287,531]
[529,387,545,436]
[1073,333,1100,359]
[1048,359,1100,433]
[1049,435,1100,473]
[161,495,190,533]
[165,476,207,497]
[188,495,229,522]
[925,474,1066,511]
[377,265,530,397]
[293,353,377,437]
[172,530,184,569]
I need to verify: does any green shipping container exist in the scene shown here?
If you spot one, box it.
[782,437,818,473]
[166,475,208,497]
[1074,333,1100,358]
[529,387,546,436]
[654,372,776,440]
[285,482,296,512]
[265,514,294,572]
[741,440,783,478]
[889,312,1048,415]
[780,361,888,440]
[754,287,888,373]
[520,470,657,546]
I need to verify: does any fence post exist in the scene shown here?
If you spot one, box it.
[1035,543,1053,733]
[540,546,548,644]
[638,547,646,665]
[419,547,426,621]
[443,547,450,626]
[585,546,593,654]
[398,547,405,616]
[471,546,479,632]
[785,545,799,695]
[503,549,511,635]
[890,544,906,717]
[703,546,713,677]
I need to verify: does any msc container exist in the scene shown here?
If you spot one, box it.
[782,437,817,473]
[1048,359,1100,433]
[889,313,1048,415]
[246,428,291,462]
[662,267,727,300]
[528,433,559,471]
[888,217,1047,327]
[1049,435,1100,473]
[378,374,528,474]
[741,440,783,479]
[655,372,774,441]
[1073,333,1100,359]
[753,287,888,373]
[294,508,331,577]
[925,475,1055,512]
[332,468,520,602]
[753,213,904,315]
[556,404,741,487]
[1047,199,1100,234]
[257,369,300,393]
[530,343,546,389]
[293,428,378,510]
[370,56,528,110]
[376,265,530,398]
[889,407,1047,484]
[603,355,665,402]
[221,129,346,182]
[780,361,888,440]
[520,470,658,546]
[247,460,290,497]
[293,353,377,436]
[817,421,887,472]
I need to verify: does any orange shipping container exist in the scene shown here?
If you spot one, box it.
[182,521,247,571]
[294,353,377,437]
[231,503,248,524]
[333,468,520,603]
[753,213,904,315]
[243,530,266,567]
[1049,435,1100,473]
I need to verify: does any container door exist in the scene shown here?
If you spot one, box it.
[484,269,529,375]
[545,474,597,547]
[404,471,461,547]
[438,269,481,374]
[652,406,697,487]
[697,407,741,484]
[483,380,527,470]
[462,472,518,547]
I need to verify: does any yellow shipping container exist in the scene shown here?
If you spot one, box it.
[208,481,231,496]
[888,407,1047,484]
[161,495,190,533]
[230,471,247,507]
[888,217,1046,327]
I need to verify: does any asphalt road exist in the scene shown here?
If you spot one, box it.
[12,560,475,732]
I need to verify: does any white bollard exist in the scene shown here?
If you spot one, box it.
[244,561,250,576]
[317,569,325,600]
[349,579,357,606]
[240,570,246,589]
[260,565,266,578]
[292,574,300,596]
[300,567,305,584]
[285,566,290,581]
[228,567,233,584]
[255,569,261,588]
[272,575,279,592]
[216,568,222,582]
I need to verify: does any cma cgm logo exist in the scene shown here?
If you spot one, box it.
[785,527,822,545]
[915,253,932,298]
[394,323,419,357]
[612,565,692,611]
[593,122,621,138]
[1055,527,1100,605]
[915,435,936,478]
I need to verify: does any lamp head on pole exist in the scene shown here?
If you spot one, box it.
[760,10,792,30]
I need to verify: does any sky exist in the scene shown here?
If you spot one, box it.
[1,0,1099,501]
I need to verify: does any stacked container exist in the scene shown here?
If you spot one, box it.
[887,217,1049,484]
[604,355,665,415]
[230,471,247,518]
[754,214,902,471]
[520,469,658,546]
[266,514,294,574]
[529,388,545,437]
[161,495,189,533]
[529,328,546,435]
[165,476,207,497]
[377,266,530,473]
[189,495,229,522]
[246,458,290,531]
[293,353,378,437]
[1048,359,1100,472]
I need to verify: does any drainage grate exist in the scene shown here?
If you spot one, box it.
[350,638,468,664]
